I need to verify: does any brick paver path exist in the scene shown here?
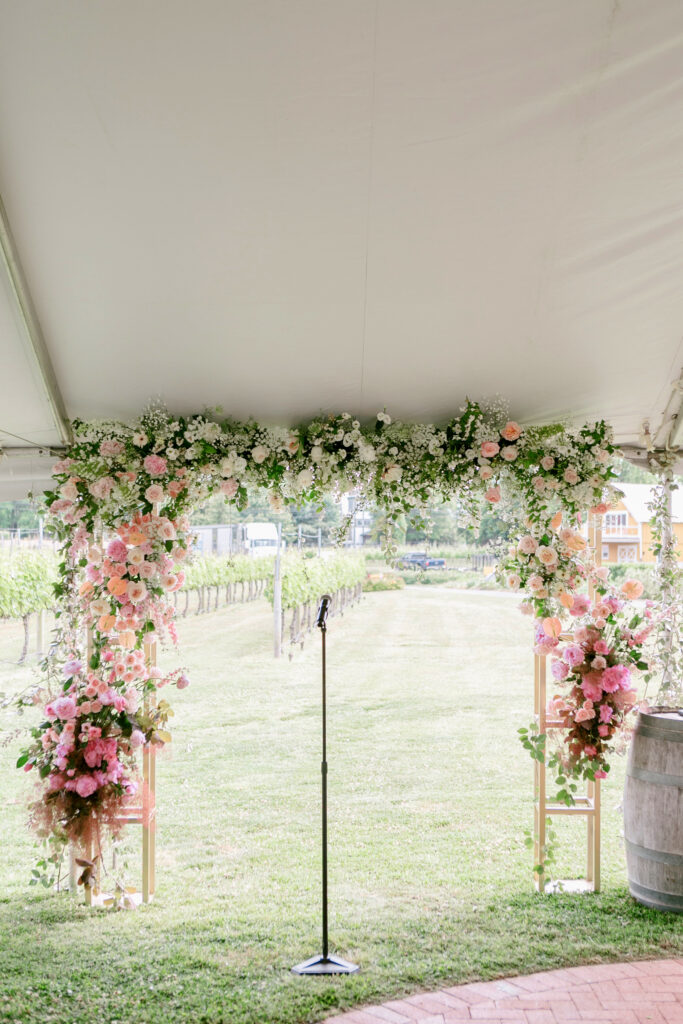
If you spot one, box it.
[322,958,683,1024]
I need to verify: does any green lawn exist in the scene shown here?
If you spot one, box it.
[0,589,681,1024]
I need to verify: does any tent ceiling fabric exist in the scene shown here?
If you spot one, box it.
[1,0,683,495]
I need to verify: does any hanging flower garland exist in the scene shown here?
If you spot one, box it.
[18,399,628,855]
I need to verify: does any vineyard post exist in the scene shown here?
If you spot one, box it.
[273,521,282,658]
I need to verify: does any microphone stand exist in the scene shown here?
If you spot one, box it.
[292,596,359,976]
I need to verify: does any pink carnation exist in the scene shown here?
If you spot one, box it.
[144,454,168,477]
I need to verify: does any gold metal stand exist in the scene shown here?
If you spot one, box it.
[533,516,603,892]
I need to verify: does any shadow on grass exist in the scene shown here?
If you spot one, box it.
[0,886,681,1024]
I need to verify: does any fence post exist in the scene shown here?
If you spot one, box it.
[273,522,282,658]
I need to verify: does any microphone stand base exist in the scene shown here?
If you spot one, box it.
[292,953,360,975]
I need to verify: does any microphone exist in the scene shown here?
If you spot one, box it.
[315,594,332,629]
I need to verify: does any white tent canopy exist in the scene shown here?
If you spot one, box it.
[1,1,682,498]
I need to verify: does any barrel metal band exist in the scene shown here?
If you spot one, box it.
[636,721,683,744]
[625,838,683,867]
[629,879,683,913]
[628,765,683,788]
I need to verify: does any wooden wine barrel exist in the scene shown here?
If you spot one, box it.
[623,709,683,913]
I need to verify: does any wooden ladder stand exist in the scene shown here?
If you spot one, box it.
[72,637,157,906]
[533,517,603,893]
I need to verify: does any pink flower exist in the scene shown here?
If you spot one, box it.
[598,724,610,737]
[536,546,558,567]
[88,476,116,500]
[584,745,597,758]
[106,538,129,562]
[485,486,501,504]
[563,467,579,485]
[593,640,610,655]
[543,617,562,639]
[621,579,644,600]
[575,705,595,723]
[540,455,555,471]
[501,445,518,461]
[532,476,546,492]
[517,535,537,555]
[479,466,493,481]
[506,573,521,590]
[145,484,165,504]
[167,480,185,498]
[564,644,584,668]
[127,581,148,604]
[592,655,607,671]
[599,704,613,723]
[220,478,239,498]
[53,696,78,720]
[580,674,603,702]
[63,659,83,677]
[500,421,521,442]
[569,595,591,618]
[551,660,569,681]
[594,769,608,779]
[480,441,500,458]
[130,729,145,748]
[176,673,190,690]
[158,520,177,541]
[602,664,631,693]
[75,775,98,798]
[143,454,168,476]
[99,440,125,458]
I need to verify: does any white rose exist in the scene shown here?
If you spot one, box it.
[310,446,323,463]
[382,465,402,483]
[251,445,268,464]
[234,456,247,473]
[220,456,235,476]
[296,469,314,490]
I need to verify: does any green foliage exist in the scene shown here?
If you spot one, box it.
[363,573,405,592]
[181,554,272,591]
[266,553,365,610]
[0,552,56,620]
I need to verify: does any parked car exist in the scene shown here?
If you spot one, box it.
[398,551,446,570]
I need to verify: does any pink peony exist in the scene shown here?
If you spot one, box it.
[106,538,128,563]
[564,644,585,668]
[599,704,613,723]
[500,421,521,442]
[480,441,500,458]
[143,454,168,477]
[53,696,78,720]
[75,775,98,798]
[63,659,83,677]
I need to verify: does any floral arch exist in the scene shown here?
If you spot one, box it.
[20,399,649,859]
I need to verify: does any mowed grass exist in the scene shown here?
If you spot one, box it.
[0,589,681,1024]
